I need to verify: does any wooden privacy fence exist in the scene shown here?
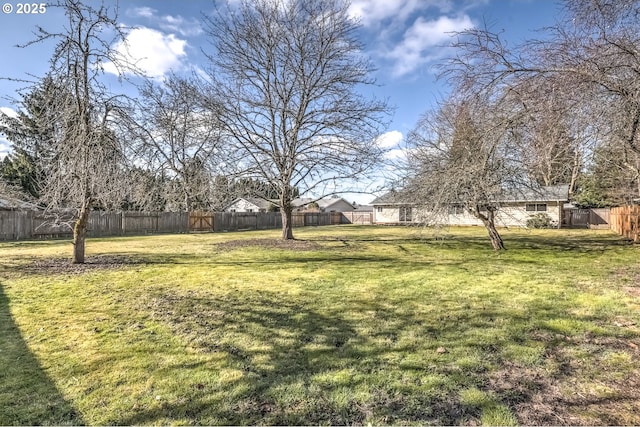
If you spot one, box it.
[610,206,640,242]
[0,210,369,241]
[563,208,610,229]
[210,211,346,232]
[340,211,373,225]
[0,211,189,241]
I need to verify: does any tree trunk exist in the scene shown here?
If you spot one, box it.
[473,207,506,251]
[484,219,506,251]
[281,205,294,240]
[73,204,90,264]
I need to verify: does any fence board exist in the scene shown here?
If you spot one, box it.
[610,206,640,242]
[340,211,373,225]
[0,210,32,240]
[589,208,610,229]
[88,212,122,237]
[159,212,189,233]
[563,208,611,229]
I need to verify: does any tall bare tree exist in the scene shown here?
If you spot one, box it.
[511,75,589,197]
[202,0,390,239]
[125,75,222,212]
[555,0,640,202]
[441,0,640,205]
[407,94,528,251]
[17,0,130,263]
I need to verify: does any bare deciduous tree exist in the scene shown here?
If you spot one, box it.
[125,75,222,212]
[202,0,390,239]
[441,0,640,205]
[510,75,589,197]
[407,95,528,251]
[18,0,130,263]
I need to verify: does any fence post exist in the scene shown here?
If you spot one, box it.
[28,210,34,239]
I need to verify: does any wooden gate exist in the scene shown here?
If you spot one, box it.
[568,209,590,227]
[189,211,214,232]
[564,208,610,229]
[341,211,373,225]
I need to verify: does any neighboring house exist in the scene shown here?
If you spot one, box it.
[223,197,277,213]
[372,185,570,228]
[293,197,355,212]
[353,203,374,212]
[371,190,415,224]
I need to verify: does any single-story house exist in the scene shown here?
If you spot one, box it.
[293,197,355,212]
[223,197,277,213]
[371,185,570,228]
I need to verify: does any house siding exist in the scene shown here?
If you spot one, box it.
[373,201,564,227]
[373,206,414,224]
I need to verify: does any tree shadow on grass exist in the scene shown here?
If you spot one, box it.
[486,294,640,426]
[0,284,84,425]
[125,283,640,426]
[114,289,478,426]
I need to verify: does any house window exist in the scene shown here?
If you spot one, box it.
[377,207,383,213]
[449,205,465,215]
[526,203,547,212]
[230,209,236,213]
[247,209,253,213]
[399,206,413,222]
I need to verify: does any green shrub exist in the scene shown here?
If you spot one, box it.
[526,212,554,229]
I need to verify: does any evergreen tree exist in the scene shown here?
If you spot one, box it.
[0,77,58,199]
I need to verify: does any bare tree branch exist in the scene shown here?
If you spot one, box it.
[201,0,391,239]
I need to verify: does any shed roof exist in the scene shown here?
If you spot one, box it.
[0,196,40,210]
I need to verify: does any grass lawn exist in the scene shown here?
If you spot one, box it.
[1,225,640,425]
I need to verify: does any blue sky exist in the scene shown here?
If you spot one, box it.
[0,0,561,201]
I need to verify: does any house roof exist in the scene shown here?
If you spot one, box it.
[224,197,276,210]
[292,197,355,210]
[371,185,570,206]
[500,184,570,202]
[244,197,277,210]
[291,197,313,207]
[319,197,354,210]
[353,204,374,212]
[0,196,40,210]
[370,190,409,205]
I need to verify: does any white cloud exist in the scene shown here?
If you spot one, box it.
[159,15,203,37]
[349,0,423,27]
[376,130,403,148]
[0,107,17,159]
[128,6,156,19]
[0,107,18,118]
[348,0,481,79]
[389,15,474,76]
[384,148,406,160]
[0,136,10,159]
[126,7,203,37]
[104,27,187,78]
